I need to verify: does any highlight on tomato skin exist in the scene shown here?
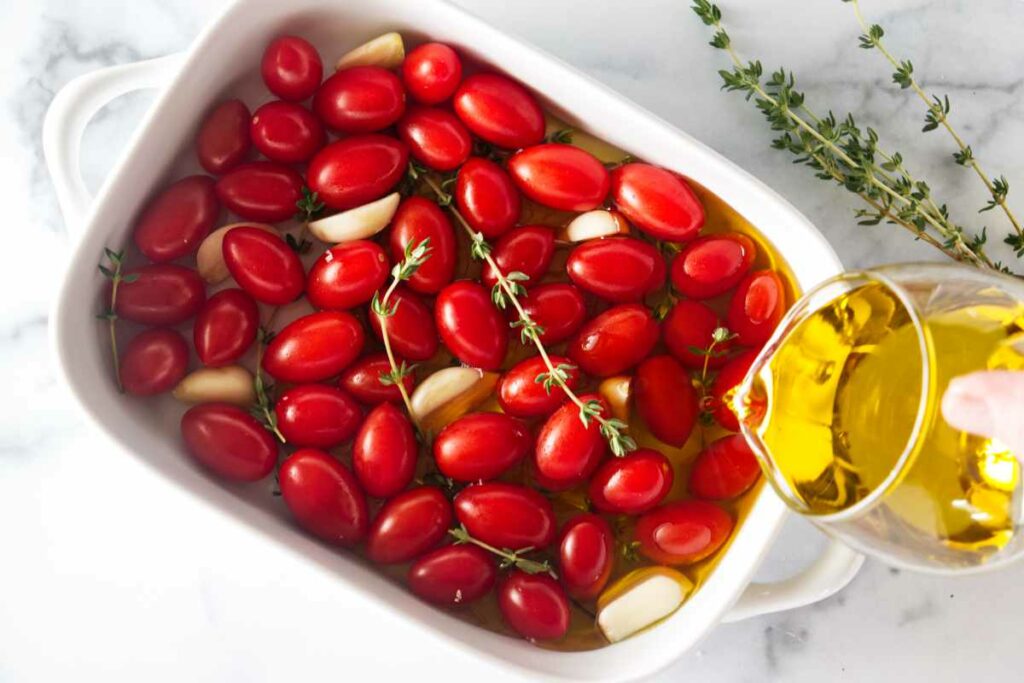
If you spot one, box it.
[433,412,533,482]
[261,35,323,102]
[407,545,496,606]
[588,448,675,515]
[397,106,472,171]
[498,570,571,641]
[352,402,418,499]
[313,66,407,134]
[507,143,611,212]
[534,394,610,491]
[566,237,665,303]
[454,482,557,551]
[728,269,786,347]
[307,135,409,211]
[132,175,219,263]
[279,448,369,546]
[568,304,660,378]
[689,434,762,500]
[193,288,259,367]
[366,487,453,565]
[274,384,363,449]
[453,72,545,149]
[262,311,366,384]
[497,354,580,418]
[670,233,756,300]
[435,280,509,370]
[180,403,278,482]
[454,157,522,239]
[402,42,463,105]
[634,500,734,566]
[120,328,189,396]
[610,163,705,241]
[250,100,326,163]
[306,240,390,311]
[558,514,614,601]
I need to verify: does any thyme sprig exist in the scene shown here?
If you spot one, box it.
[414,166,637,457]
[846,0,1022,248]
[691,325,738,387]
[252,327,285,443]
[371,237,432,424]
[248,188,321,442]
[96,248,138,392]
[449,525,556,578]
[691,0,1008,273]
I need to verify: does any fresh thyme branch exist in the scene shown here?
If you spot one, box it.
[691,0,1017,275]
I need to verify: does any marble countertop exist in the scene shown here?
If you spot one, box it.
[3,0,1023,681]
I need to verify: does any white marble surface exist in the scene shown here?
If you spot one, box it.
[3,0,1024,681]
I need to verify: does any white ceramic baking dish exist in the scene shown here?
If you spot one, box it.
[44,0,864,679]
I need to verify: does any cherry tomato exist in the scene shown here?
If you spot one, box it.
[454,483,557,550]
[568,304,659,377]
[566,237,665,303]
[307,240,389,310]
[497,355,580,418]
[434,412,532,482]
[508,144,610,212]
[588,448,674,515]
[180,403,277,481]
[250,100,325,163]
[454,157,521,239]
[196,100,251,175]
[634,500,733,565]
[133,176,218,262]
[193,288,259,367]
[396,106,472,171]
[453,73,544,149]
[119,328,188,396]
[222,226,305,305]
[610,163,705,241]
[115,264,205,326]
[498,571,570,641]
[389,197,456,294]
[534,394,609,491]
[402,42,462,104]
[352,402,417,498]
[215,161,304,223]
[481,225,555,289]
[367,487,453,564]
[634,355,699,447]
[663,299,733,369]
[279,448,368,546]
[670,233,756,299]
[261,36,323,102]
[339,352,415,405]
[313,66,406,133]
[435,281,508,370]
[558,514,614,600]
[690,434,761,500]
[708,349,759,432]
[274,384,362,448]
[518,283,587,345]
[307,135,408,210]
[368,285,438,361]
[408,545,496,606]
[727,270,785,346]
[263,311,365,383]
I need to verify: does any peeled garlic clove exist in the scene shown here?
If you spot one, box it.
[172,365,256,406]
[558,209,630,243]
[197,222,276,284]
[598,375,632,422]
[596,567,694,643]
[308,192,400,244]
[410,366,499,434]
[335,32,405,71]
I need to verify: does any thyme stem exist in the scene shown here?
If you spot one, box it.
[848,0,1023,241]
[418,172,636,456]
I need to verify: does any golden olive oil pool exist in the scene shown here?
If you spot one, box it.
[742,280,1024,567]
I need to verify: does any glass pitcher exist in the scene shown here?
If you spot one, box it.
[734,263,1024,573]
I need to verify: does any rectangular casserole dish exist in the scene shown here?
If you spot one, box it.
[44,0,863,679]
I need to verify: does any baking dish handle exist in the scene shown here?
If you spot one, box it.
[43,53,184,239]
[722,537,864,622]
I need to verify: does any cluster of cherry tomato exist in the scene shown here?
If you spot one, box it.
[106,33,788,646]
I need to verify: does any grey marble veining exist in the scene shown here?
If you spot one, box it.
[2,1,1023,681]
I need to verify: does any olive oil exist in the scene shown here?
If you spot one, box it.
[741,279,1024,568]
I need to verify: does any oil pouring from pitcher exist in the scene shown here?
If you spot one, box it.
[731,263,1024,573]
